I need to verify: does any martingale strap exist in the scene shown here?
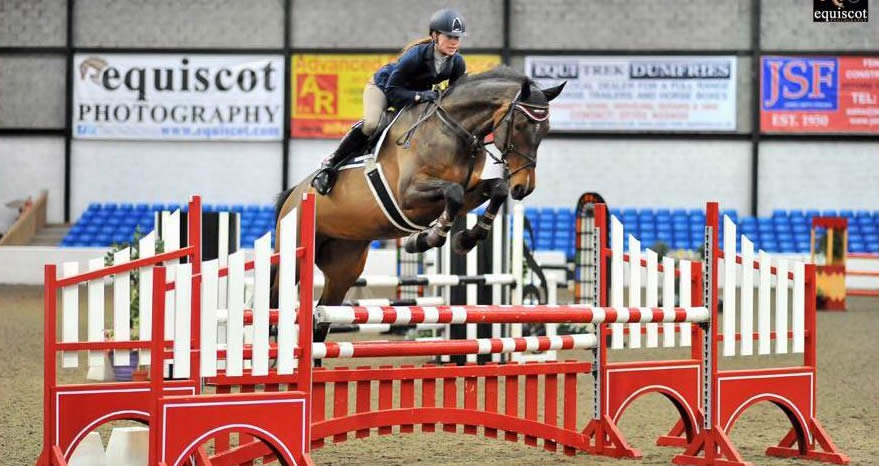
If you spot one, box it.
[363,158,427,233]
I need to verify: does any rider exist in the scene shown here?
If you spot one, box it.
[311,8,468,195]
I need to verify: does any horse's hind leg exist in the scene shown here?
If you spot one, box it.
[452,178,509,255]
[313,239,371,343]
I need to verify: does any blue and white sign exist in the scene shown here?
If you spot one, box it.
[526,56,738,131]
[73,54,284,141]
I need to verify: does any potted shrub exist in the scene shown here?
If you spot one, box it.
[104,228,163,381]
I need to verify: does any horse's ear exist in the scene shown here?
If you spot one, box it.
[541,81,566,102]
[520,79,531,100]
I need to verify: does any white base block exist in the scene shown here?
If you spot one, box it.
[68,431,108,466]
[105,426,149,466]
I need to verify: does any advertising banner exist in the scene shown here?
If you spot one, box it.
[761,56,879,133]
[525,55,738,131]
[73,54,284,141]
[291,53,502,139]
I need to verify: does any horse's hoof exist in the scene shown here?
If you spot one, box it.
[452,231,477,255]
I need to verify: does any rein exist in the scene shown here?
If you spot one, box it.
[396,86,550,183]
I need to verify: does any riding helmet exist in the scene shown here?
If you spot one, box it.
[429,9,466,37]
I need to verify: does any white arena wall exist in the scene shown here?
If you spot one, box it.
[0,136,66,224]
[70,140,283,219]
[758,141,879,216]
[5,137,876,223]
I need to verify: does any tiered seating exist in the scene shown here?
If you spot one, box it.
[62,202,879,255]
[520,206,879,257]
[523,206,575,258]
[61,202,278,248]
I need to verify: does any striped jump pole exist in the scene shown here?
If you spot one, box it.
[311,334,598,359]
[315,304,710,326]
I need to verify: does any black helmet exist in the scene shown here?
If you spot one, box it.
[429,9,466,37]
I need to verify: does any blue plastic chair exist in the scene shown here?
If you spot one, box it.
[849,242,865,253]
[771,209,788,219]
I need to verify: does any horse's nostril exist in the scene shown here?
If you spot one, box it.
[511,185,526,199]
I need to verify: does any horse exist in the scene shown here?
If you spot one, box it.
[273,66,565,342]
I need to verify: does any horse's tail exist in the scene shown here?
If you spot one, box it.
[274,187,296,224]
[270,187,296,309]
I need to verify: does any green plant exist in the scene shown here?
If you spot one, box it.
[103,227,164,337]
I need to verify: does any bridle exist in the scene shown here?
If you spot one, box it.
[397,86,550,182]
[489,90,550,178]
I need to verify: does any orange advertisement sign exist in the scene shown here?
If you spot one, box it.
[291,53,502,139]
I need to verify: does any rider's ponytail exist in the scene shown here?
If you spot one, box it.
[396,36,433,61]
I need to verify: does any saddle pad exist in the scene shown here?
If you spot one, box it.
[338,110,405,171]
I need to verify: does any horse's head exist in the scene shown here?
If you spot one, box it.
[490,79,565,200]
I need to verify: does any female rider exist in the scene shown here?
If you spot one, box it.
[311,8,468,195]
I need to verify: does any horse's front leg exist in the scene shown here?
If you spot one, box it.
[452,178,509,255]
[402,181,465,253]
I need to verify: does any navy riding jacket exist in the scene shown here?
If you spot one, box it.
[373,42,466,109]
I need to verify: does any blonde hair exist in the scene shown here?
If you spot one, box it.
[396,36,433,61]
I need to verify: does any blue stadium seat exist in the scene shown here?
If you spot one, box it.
[839,209,854,218]
[112,233,130,244]
[821,209,838,217]
[771,209,788,218]
[722,210,738,222]
[849,242,865,253]
[774,224,790,234]
[671,208,688,217]
[672,239,690,250]
[867,243,879,254]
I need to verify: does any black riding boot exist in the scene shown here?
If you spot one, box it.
[311,123,369,195]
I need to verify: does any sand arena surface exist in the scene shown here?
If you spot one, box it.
[2,284,877,465]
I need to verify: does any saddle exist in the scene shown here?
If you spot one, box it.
[338,109,402,171]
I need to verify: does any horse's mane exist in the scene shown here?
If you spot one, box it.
[445,65,535,97]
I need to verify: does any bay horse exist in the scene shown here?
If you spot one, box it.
[273,66,565,342]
